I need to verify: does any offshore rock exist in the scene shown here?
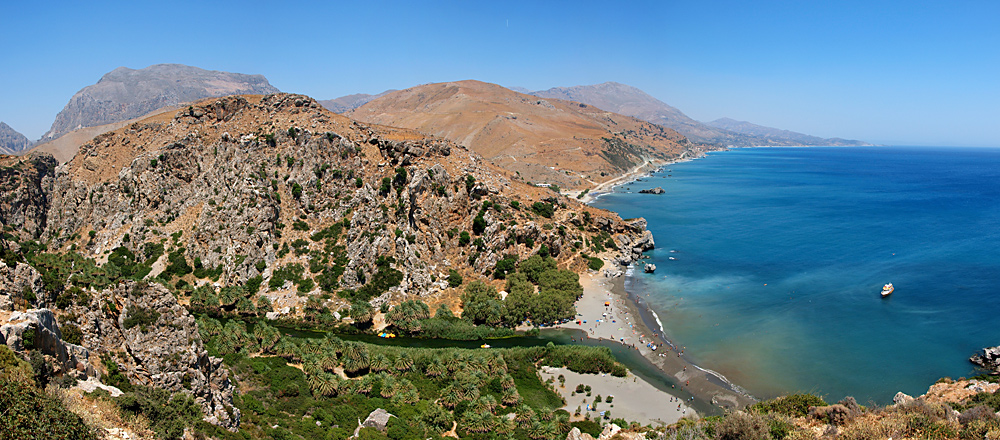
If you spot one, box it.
[970,345,1000,372]
[638,187,664,194]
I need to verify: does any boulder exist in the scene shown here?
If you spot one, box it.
[638,187,665,194]
[566,427,597,440]
[352,408,395,437]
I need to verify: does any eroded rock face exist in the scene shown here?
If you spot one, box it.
[78,281,239,430]
[0,261,47,311]
[0,308,92,378]
[0,153,57,239]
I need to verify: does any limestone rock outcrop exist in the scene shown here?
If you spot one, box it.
[0,153,57,239]
[77,281,239,430]
[638,187,664,194]
[0,308,93,378]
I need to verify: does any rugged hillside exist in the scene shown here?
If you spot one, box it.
[1,92,655,431]
[39,64,280,143]
[532,82,869,147]
[706,117,870,146]
[0,122,33,155]
[347,80,695,189]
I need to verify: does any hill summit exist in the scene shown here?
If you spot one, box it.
[348,80,696,190]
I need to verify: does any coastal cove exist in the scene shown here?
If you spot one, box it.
[590,146,1000,405]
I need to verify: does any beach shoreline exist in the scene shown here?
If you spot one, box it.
[574,149,710,204]
[555,268,756,416]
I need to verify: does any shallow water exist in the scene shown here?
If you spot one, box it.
[592,146,1000,404]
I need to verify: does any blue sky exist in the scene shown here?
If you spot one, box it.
[1,0,997,146]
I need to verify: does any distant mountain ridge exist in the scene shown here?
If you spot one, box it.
[706,117,868,147]
[40,64,280,142]
[318,90,395,113]
[532,82,869,147]
[0,122,32,154]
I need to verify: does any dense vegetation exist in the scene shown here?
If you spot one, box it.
[168,317,627,439]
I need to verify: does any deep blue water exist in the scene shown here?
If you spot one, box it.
[591,146,1000,404]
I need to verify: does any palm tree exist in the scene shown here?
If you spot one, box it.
[461,410,493,434]
[310,372,339,397]
[487,354,508,375]
[500,374,516,391]
[425,359,446,377]
[494,417,516,435]
[273,337,301,362]
[470,395,497,414]
[341,342,369,374]
[501,388,522,407]
[369,353,390,373]
[356,375,375,395]
[379,374,397,398]
[528,421,558,440]
[536,407,554,421]
[394,352,413,372]
[515,405,535,429]
[350,301,373,325]
[439,385,462,409]
[319,351,338,372]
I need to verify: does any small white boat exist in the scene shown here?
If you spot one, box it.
[881,283,894,298]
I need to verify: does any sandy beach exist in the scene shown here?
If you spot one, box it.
[555,272,756,416]
[539,366,694,427]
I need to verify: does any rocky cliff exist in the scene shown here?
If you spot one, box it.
[0,153,57,239]
[40,64,280,143]
[0,122,33,154]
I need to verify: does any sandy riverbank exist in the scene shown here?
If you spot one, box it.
[555,272,756,414]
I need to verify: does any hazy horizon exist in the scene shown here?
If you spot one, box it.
[1,0,997,147]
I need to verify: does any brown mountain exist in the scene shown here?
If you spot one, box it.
[0,122,32,155]
[347,80,695,189]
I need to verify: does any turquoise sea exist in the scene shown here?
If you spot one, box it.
[591,146,1000,404]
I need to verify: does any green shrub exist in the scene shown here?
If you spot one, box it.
[123,307,161,332]
[715,411,770,440]
[531,202,554,218]
[0,378,96,440]
[587,257,604,271]
[749,393,828,417]
[61,323,83,345]
[447,269,463,288]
